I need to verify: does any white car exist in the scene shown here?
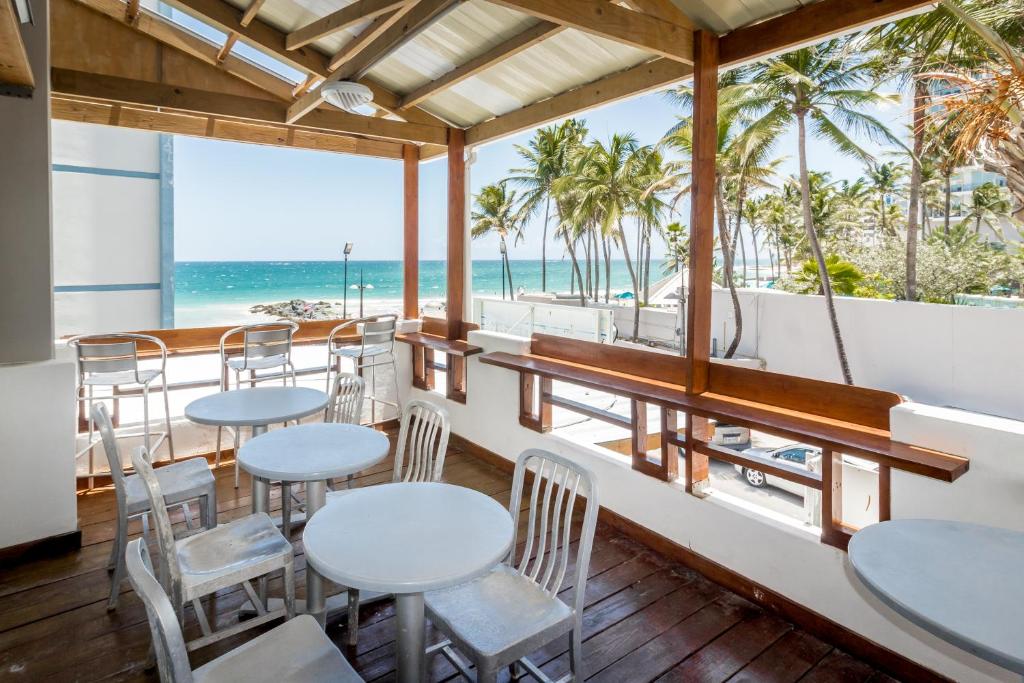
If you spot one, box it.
[733,444,820,497]
[710,422,751,449]
[734,444,877,497]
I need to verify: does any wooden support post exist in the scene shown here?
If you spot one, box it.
[660,408,680,481]
[446,354,466,403]
[878,464,891,522]
[403,144,419,320]
[518,373,551,432]
[683,31,718,495]
[631,400,648,471]
[820,448,849,549]
[446,128,466,341]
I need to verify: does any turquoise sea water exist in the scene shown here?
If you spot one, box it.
[175,260,638,326]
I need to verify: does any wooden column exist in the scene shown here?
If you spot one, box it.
[684,31,718,493]
[402,144,419,320]
[446,128,466,340]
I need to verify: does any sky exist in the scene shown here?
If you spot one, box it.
[170,4,914,264]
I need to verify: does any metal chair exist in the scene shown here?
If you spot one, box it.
[130,446,295,652]
[327,399,450,645]
[69,333,175,488]
[93,403,217,612]
[124,539,363,683]
[325,314,399,423]
[215,321,299,487]
[326,372,365,425]
[424,449,600,683]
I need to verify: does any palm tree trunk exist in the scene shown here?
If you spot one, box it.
[583,232,592,297]
[751,227,759,286]
[504,250,514,297]
[616,220,642,340]
[643,232,652,304]
[797,110,853,385]
[541,196,550,292]
[715,178,743,359]
[564,232,586,306]
[603,237,611,303]
[944,174,952,235]
[906,79,926,301]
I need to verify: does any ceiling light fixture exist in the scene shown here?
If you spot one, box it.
[321,81,374,114]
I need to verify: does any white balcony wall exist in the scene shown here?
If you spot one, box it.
[407,330,1023,682]
[51,121,165,336]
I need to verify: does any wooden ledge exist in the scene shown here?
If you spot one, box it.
[479,351,969,483]
[397,332,483,357]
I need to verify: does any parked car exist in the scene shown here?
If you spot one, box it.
[734,444,877,498]
[734,444,820,497]
[710,422,751,449]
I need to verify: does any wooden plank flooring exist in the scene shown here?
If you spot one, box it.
[0,435,895,682]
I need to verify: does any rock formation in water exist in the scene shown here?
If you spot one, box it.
[249,299,342,321]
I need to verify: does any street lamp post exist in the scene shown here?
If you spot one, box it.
[350,270,374,318]
[342,242,353,318]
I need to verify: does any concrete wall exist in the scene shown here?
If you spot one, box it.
[406,330,1023,682]
[51,121,168,336]
[0,0,79,550]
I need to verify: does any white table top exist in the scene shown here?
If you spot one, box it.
[303,482,514,594]
[238,423,390,482]
[849,519,1024,674]
[185,387,328,427]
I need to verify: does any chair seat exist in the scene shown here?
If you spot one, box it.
[226,355,289,371]
[425,564,574,665]
[331,344,392,360]
[124,458,215,517]
[83,368,161,387]
[176,513,292,595]
[193,614,362,683]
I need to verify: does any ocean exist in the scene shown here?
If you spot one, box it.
[174,260,639,327]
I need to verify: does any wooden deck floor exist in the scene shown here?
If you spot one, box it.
[0,436,895,682]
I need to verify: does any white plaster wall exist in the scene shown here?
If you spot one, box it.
[710,288,1024,420]
[54,290,162,335]
[0,360,78,549]
[408,330,1021,682]
[52,120,159,171]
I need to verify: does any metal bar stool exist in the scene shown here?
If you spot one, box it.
[325,314,400,424]
[215,321,299,487]
[69,333,175,489]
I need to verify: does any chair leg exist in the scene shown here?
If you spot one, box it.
[107,516,127,610]
[390,357,401,415]
[281,483,292,540]
[215,426,223,468]
[202,487,218,529]
[233,428,241,488]
[346,588,360,647]
[476,666,499,683]
[162,379,175,463]
[86,385,95,489]
[568,628,583,682]
[283,561,296,620]
[142,384,152,458]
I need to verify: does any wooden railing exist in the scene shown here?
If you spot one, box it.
[481,334,969,550]
[403,317,482,403]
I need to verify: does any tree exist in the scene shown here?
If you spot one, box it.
[961,181,1015,236]
[866,161,907,236]
[661,222,689,275]
[749,39,904,384]
[471,182,523,296]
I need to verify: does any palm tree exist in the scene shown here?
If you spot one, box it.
[961,181,1015,236]
[749,39,905,384]
[471,182,524,296]
[561,133,650,339]
[509,119,588,295]
[661,221,689,275]
[866,161,907,236]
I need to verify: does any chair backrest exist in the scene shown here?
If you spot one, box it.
[392,400,450,483]
[220,322,298,372]
[92,403,129,508]
[130,447,184,607]
[360,315,397,354]
[507,450,599,618]
[69,334,150,380]
[124,538,195,683]
[328,373,365,424]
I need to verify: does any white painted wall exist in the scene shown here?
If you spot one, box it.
[51,120,163,336]
[0,0,79,550]
[405,330,1023,682]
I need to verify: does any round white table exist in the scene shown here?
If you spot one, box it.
[849,519,1024,676]
[185,386,329,438]
[304,482,514,683]
[238,423,390,622]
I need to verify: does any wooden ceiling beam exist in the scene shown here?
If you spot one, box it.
[287,0,407,51]
[160,0,448,127]
[67,0,294,100]
[288,0,457,123]
[487,0,693,64]
[620,0,693,27]
[52,68,448,144]
[51,95,406,158]
[238,0,266,27]
[399,20,564,110]
[325,7,409,71]
[465,56,691,146]
[719,0,936,68]
[0,0,33,92]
